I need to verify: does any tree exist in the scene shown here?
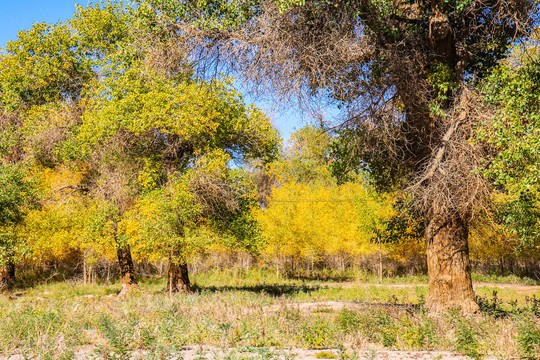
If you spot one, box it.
[150,0,538,311]
[0,1,279,292]
[257,180,394,275]
[21,166,118,284]
[478,40,540,255]
[272,126,333,184]
[0,1,143,292]
[78,53,278,290]
[258,126,410,277]
[0,164,39,289]
[124,153,264,292]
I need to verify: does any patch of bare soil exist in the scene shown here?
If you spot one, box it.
[320,281,540,293]
[1,346,496,359]
[263,300,417,314]
[473,282,540,292]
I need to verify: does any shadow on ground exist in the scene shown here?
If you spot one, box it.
[193,283,322,296]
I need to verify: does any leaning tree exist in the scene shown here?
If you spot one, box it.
[147,0,538,312]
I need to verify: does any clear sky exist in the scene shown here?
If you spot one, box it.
[0,0,305,143]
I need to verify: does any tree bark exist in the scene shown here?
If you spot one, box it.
[112,219,138,294]
[168,253,192,293]
[425,214,479,313]
[0,261,15,291]
[117,246,138,294]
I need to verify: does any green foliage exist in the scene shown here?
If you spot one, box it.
[329,127,410,191]
[452,314,482,359]
[0,271,540,356]
[480,52,540,190]
[517,315,540,359]
[70,1,132,56]
[0,23,93,111]
[480,45,540,250]
[0,0,279,276]
[149,0,262,31]
[300,317,334,349]
[126,162,265,264]
[272,126,333,184]
[0,164,40,266]
[337,309,363,332]
[399,316,437,350]
[338,309,396,347]
[80,62,278,165]
[498,190,540,249]
[97,314,133,359]
[476,291,507,318]
[0,164,39,227]
[427,62,457,117]
[315,351,337,359]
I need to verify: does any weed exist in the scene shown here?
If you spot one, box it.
[365,350,377,360]
[517,315,540,359]
[300,317,334,349]
[399,316,437,350]
[477,291,508,317]
[338,308,397,347]
[97,314,132,359]
[452,313,482,359]
[337,349,361,360]
[315,350,338,358]
[525,295,540,316]
[0,272,539,357]
[337,310,362,332]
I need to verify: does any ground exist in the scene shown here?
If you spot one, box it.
[0,346,500,359]
[0,271,539,359]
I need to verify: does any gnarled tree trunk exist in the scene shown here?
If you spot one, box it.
[168,253,192,293]
[425,214,478,313]
[0,261,15,291]
[117,246,138,294]
[112,219,138,294]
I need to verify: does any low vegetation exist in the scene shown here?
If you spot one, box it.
[1,270,539,359]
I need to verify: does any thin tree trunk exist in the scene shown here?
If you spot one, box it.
[106,262,111,283]
[168,253,192,293]
[117,246,138,294]
[83,258,88,285]
[0,261,15,291]
[425,214,479,313]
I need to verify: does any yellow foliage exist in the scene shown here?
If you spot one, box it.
[22,166,116,264]
[256,181,395,261]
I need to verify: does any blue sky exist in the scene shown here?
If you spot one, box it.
[0,0,305,143]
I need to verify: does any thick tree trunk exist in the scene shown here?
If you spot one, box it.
[0,261,15,291]
[168,254,192,293]
[112,219,138,294]
[117,246,138,294]
[425,214,479,313]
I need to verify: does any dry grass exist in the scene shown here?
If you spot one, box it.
[0,272,538,359]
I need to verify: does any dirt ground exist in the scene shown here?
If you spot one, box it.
[2,346,496,360]
[321,281,540,293]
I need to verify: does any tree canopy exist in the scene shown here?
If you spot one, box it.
[0,0,279,292]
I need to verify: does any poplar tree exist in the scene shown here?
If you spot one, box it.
[149,0,538,311]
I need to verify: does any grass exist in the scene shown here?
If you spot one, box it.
[0,269,539,359]
[471,272,540,285]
